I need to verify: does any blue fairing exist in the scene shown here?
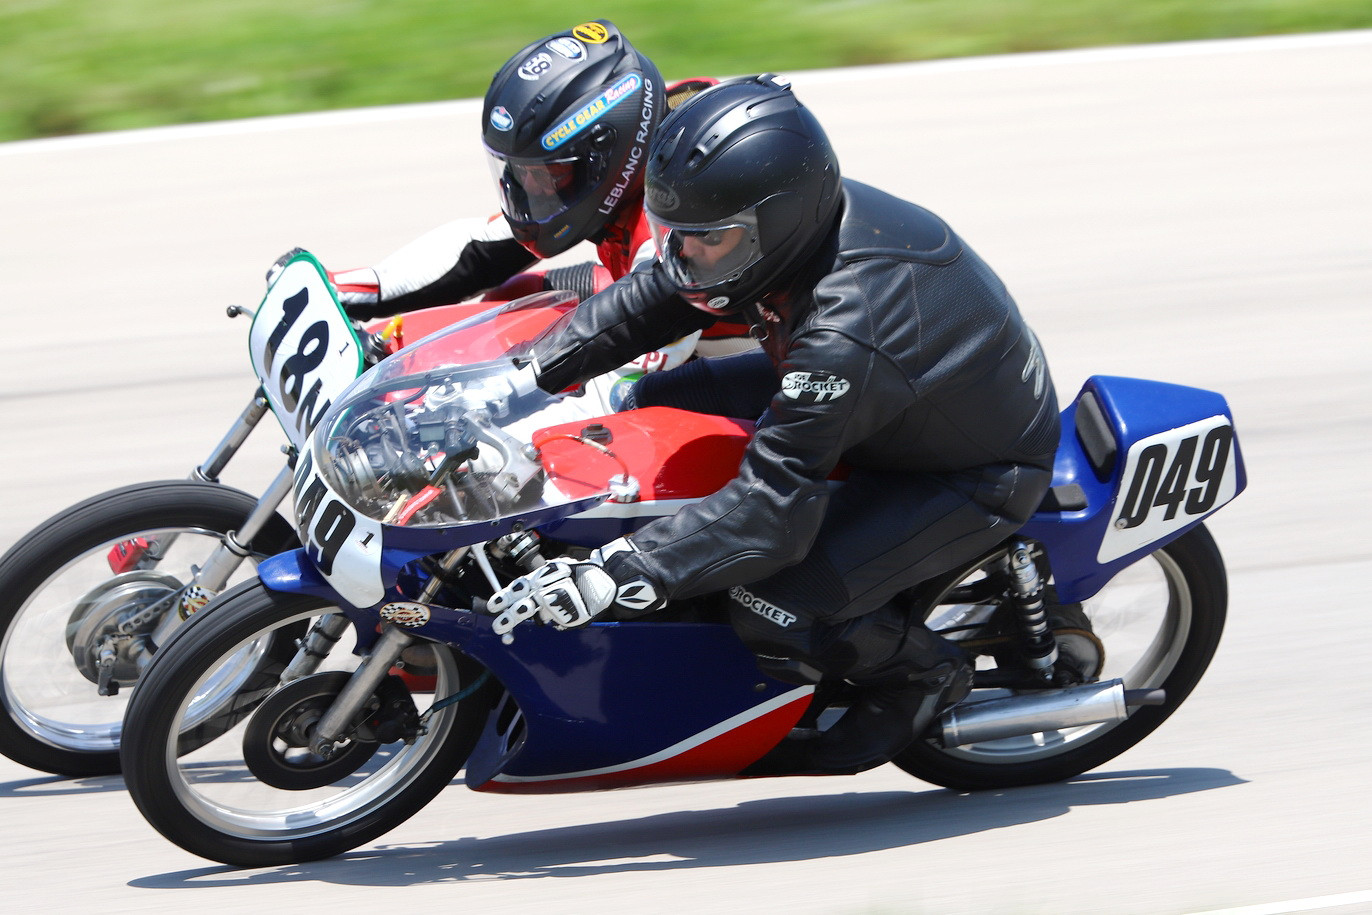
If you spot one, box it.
[377,604,805,786]
[1021,376,1247,602]
[256,546,433,604]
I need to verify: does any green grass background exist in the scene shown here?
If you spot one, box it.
[3,0,1368,142]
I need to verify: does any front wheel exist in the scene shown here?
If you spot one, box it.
[121,582,494,868]
[0,480,297,776]
[895,524,1227,790]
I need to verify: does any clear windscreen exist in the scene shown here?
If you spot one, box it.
[304,292,599,529]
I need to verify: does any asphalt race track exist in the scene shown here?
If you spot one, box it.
[0,31,1369,915]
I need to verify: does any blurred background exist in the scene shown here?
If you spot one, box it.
[3,0,1370,142]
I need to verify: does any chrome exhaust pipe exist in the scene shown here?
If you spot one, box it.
[939,678,1165,748]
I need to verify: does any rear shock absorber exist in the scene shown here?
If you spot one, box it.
[1008,541,1057,682]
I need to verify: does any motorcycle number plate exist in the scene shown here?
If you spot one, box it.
[291,446,385,608]
[1097,413,1239,563]
[250,253,364,448]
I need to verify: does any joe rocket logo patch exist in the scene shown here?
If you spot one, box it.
[781,370,850,403]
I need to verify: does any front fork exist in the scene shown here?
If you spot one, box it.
[97,393,281,693]
[193,390,272,484]
[301,547,473,758]
[132,464,298,663]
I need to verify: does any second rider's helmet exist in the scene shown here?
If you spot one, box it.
[644,75,842,314]
[482,20,666,258]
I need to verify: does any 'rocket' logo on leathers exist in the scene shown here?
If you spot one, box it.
[781,371,850,404]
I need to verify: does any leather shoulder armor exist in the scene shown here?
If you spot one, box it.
[834,180,961,267]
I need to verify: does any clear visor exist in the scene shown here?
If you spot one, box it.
[648,208,763,290]
[485,146,605,224]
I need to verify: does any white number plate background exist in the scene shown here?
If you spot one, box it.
[1098,413,1239,564]
[249,254,363,448]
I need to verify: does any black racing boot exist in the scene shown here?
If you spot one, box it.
[737,605,972,778]
[806,659,972,775]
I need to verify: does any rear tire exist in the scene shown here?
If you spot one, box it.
[895,525,1227,790]
[0,481,297,776]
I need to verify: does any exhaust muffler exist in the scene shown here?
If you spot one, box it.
[939,678,1165,748]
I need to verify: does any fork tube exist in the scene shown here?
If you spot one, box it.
[280,613,352,683]
[305,547,469,755]
[418,547,472,602]
[192,389,271,483]
[309,625,415,757]
[190,464,296,592]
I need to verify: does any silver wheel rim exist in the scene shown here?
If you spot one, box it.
[938,548,1191,764]
[0,526,261,754]
[163,610,464,841]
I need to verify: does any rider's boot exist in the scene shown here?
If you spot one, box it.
[742,607,971,777]
[806,609,971,773]
[807,650,971,775]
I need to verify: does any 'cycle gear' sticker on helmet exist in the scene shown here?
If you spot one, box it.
[781,371,850,403]
[541,73,640,150]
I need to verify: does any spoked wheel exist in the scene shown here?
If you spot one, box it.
[121,581,495,868]
[0,480,298,776]
[895,524,1227,790]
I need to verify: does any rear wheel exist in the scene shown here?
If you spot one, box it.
[895,525,1227,790]
[122,581,494,868]
[0,480,297,776]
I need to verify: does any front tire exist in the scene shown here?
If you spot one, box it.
[0,481,297,776]
[895,524,1227,790]
[122,582,494,867]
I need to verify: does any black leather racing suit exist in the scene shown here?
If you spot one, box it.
[531,180,1061,684]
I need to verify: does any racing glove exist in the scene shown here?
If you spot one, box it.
[265,246,378,309]
[485,539,665,642]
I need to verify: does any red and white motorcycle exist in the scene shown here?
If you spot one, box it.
[0,252,616,777]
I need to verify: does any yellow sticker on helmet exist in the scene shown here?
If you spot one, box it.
[572,22,610,43]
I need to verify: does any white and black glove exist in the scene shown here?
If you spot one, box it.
[461,363,541,417]
[329,266,382,312]
[486,540,663,643]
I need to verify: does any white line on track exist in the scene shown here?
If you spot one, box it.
[1185,889,1372,915]
[1,29,1367,157]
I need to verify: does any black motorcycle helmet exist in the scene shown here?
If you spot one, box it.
[644,74,841,313]
[481,21,666,258]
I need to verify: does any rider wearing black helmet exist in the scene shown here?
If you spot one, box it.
[320,21,660,318]
[489,75,1062,775]
[311,21,749,359]
[481,20,664,263]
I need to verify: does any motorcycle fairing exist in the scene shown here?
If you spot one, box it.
[1020,375,1247,602]
[534,407,754,546]
[432,620,812,792]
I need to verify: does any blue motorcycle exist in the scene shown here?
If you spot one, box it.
[120,290,1246,867]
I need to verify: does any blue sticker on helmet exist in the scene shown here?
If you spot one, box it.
[490,106,513,131]
[541,73,641,150]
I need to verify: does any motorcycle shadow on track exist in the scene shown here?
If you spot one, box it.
[0,773,128,798]
[129,767,1244,886]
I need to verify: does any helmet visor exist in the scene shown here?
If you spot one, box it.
[485,146,607,225]
[648,208,763,291]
